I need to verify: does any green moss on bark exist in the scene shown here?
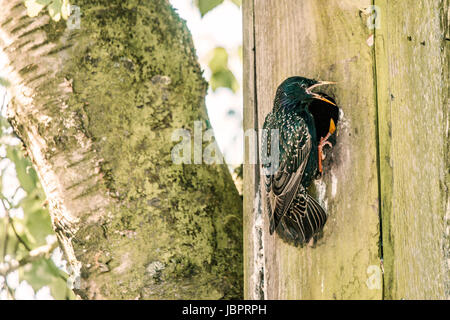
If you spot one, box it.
[5,0,242,299]
[70,0,242,299]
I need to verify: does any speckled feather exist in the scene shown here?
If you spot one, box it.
[262,77,330,245]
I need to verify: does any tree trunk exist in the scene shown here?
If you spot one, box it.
[244,0,448,300]
[0,0,243,299]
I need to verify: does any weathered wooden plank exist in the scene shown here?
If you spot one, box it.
[243,0,265,300]
[244,0,382,299]
[375,0,449,299]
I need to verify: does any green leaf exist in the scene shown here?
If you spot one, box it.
[19,256,72,299]
[0,76,11,87]
[209,47,229,72]
[49,274,73,300]
[24,0,51,18]
[61,0,70,20]
[230,0,242,7]
[196,0,224,17]
[208,47,239,93]
[24,206,52,246]
[20,258,60,291]
[0,220,28,258]
[48,0,70,21]
[6,146,38,194]
[210,69,239,93]
[48,0,63,21]
[25,0,71,22]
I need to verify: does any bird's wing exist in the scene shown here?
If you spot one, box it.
[262,111,312,235]
[276,186,327,244]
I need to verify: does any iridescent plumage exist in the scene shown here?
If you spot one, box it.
[262,76,339,245]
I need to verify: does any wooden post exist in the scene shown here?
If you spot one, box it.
[375,0,449,299]
[243,0,449,300]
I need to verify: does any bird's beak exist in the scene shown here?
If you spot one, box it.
[307,81,337,92]
[306,81,337,106]
[311,92,337,106]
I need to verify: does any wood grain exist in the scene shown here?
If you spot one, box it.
[243,0,265,300]
[375,0,449,299]
[244,0,382,299]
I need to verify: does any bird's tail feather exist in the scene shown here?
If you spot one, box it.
[275,191,327,245]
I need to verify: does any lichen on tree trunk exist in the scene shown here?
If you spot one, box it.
[0,0,242,299]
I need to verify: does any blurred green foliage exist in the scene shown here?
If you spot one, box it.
[209,47,239,93]
[24,0,71,21]
[195,0,241,93]
[0,93,73,299]
[196,0,224,17]
[0,77,10,88]
[196,0,241,16]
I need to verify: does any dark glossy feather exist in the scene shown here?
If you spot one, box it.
[262,77,335,245]
[262,104,312,235]
[277,187,327,245]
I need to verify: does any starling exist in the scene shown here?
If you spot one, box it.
[261,76,339,245]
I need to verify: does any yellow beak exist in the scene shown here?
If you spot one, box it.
[306,81,337,106]
[311,93,337,106]
[307,81,337,92]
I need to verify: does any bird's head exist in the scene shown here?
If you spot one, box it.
[279,76,336,107]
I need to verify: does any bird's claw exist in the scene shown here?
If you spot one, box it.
[319,140,332,159]
[319,140,332,149]
[318,136,333,173]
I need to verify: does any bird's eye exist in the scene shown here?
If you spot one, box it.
[300,83,307,89]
